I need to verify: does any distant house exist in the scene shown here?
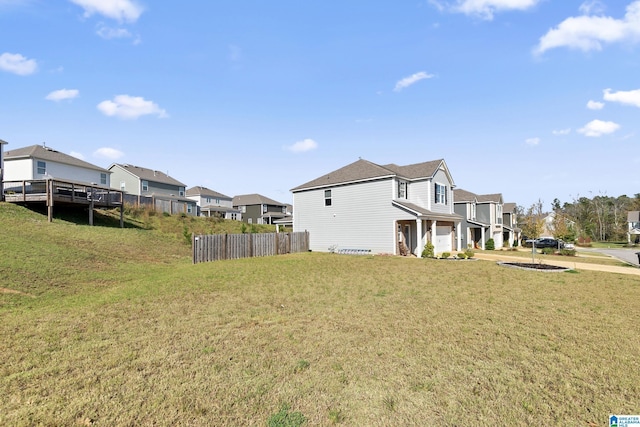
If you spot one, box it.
[628,211,640,244]
[109,163,197,216]
[186,186,241,220]
[453,189,505,249]
[502,202,521,247]
[232,193,288,225]
[0,139,7,200]
[3,144,111,186]
[291,158,462,255]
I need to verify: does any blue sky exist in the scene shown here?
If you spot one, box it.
[1,0,639,209]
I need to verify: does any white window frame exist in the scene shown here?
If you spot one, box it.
[179,187,185,197]
[397,180,407,199]
[496,204,503,224]
[100,173,107,185]
[324,189,332,206]
[120,181,126,191]
[37,160,46,175]
[141,180,149,192]
[470,203,476,220]
[435,183,447,205]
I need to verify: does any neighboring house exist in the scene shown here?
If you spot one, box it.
[628,211,640,244]
[453,189,504,249]
[502,202,521,247]
[291,158,463,256]
[0,139,7,200]
[109,163,197,216]
[232,193,288,225]
[3,144,111,186]
[186,186,241,220]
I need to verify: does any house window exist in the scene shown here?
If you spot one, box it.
[281,206,286,214]
[215,198,220,204]
[324,189,332,206]
[206,197,212,203]
[179,187,185,197]
[100,173,107,185]
[187,204,193,214]
[435,183,447,205]
[37,160,46,175]
[230,213,238,221]
[496,204,503,224]
[397,180,407,199]
[241,206,246,213]
[262,204,268,214]
[470,203,476,220]
[142,180,149,192]
[120,181,126,191]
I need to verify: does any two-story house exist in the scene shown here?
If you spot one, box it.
[502,202,521,247]
[453,189,505,249]
[628,211,640,244]
[0,139,7,200]
[3,144,111,187]
[109,163,197,216]
[186,186,241,220]
[232,193,288,225]
[291,158,462,256]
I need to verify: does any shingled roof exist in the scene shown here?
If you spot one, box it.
[5,144,110,172]
[454,188,503,204]
[111,163,185,187]
[232,193,286,207]
[291,158,447,191]
[186,186,231,199]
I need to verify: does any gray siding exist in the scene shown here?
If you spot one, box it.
[294,178,413,254]
[110,169,140,195]
[431,169,452,214]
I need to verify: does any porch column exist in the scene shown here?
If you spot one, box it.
[480,227,486,250]
[431,220,437,254]
[415,218,423,257]
[456,221,461,252]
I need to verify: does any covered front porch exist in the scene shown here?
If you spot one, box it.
[393,201,463,257]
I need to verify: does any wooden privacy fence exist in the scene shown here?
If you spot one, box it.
[192,231,309,263]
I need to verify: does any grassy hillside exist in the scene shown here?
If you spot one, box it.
[1,203,639,426]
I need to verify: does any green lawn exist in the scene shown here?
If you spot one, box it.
[2,203,639,426]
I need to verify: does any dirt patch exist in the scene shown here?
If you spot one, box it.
[0,287,36,297]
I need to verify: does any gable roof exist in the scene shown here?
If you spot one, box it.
[503,202,517,212]
[477,193,503,203]
[5,144,110,172]
[453,188,478,203]
[110,163,185,187]
[232,193,285,207]
[186,186,231,199]
[291,158,450,192]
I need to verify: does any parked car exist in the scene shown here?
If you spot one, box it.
[523,238,564,249]
[563,242,575,250]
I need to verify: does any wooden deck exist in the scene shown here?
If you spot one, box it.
[2,179,124,226]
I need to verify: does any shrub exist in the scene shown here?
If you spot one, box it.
[485,239,495,250]
[541,247,555,255]
[441,252,451,259]
[559,249,576,256]
[513,239,519,248]
[464,247,474,258]
[457,252,467,259]
[421,242,434,258]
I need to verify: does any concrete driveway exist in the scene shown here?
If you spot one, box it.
[577,247,640,267]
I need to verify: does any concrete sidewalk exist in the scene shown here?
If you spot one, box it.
[472,251,640,276]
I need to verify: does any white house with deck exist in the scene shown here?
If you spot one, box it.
[291,158,462,256]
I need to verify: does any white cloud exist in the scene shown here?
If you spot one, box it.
[452,0,541,20]
[525,137,540,146]
[578,119,620,137]
[586,100,604,110]
[603,88,640,107]
[69,0,144,23]
[70,151,85,160]
[45,89,79,101]
[285,138,318,153]
[552,128,571,135]
[97,24,132,39]
[394,71,434,92]
[534,1,640,55]
[579,0,606,16]
[94,147,124,159]
[97,95,168,120]
[0,52,37,75]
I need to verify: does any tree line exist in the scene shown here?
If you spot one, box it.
[517,193,640,243]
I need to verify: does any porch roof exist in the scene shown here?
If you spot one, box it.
[392,200,463,222]
[467,218,490,228]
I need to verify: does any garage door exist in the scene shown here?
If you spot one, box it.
[435,226,452,253]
